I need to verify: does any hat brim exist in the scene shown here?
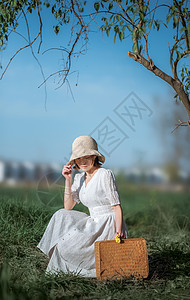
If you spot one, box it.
[69,150,105,166]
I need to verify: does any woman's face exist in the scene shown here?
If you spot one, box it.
[75,155,96,172]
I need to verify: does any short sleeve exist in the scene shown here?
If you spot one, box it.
[105,169,121,206]
[71,173,81,204]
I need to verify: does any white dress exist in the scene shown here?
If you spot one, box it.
[37,167,128,277]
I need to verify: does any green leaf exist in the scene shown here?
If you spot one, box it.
[139,43,143,54]
[54,25,60,34]
[113,32,117,43]
[27,7,32,13]
[180,26,185,34]
[116,15,121,21]
[51,5,55,14]
[154,20,160,31]
[58,9,62,18]
[148,22,152,30]
[139,12,144,21]
[114,25,119,33]
[106,28,110,37]
[94,2,100,12]
[119,31,124,41]
[109,2,113,10]
[166,15,172,24]
[173,16,178,28]
[122,25,126,32]
[177,51,181,60]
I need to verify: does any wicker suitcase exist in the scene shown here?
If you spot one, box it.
[94,238,149,280]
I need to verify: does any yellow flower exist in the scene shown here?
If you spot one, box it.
[115,234,121,243]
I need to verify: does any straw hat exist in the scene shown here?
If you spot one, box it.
[69,136,105,166]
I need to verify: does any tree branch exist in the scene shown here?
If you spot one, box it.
[142,4,170,19]
[0,1,42,80]
[116,1,133,25]
[170,120,190,134]
[22,4,47,110]
[38,69,69,88]
[60,0,86,85]
[170,36,190,80]
[128,51,190,120]
[36,0,43,53]
[144,0,158,63]
[174,0,189,51]
[82,10,135,27]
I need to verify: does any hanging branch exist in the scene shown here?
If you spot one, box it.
[38,0,87,89]
[170,119,190,134]
[62,0,86,84]
[0,0,42,80]
[21,5,48,110]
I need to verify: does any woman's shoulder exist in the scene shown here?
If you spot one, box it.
[98,168,117,188]
[98,167,115,177]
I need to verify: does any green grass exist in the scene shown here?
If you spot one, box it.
[0,184,190,299]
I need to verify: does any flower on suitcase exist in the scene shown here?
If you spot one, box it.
[115,234,121,243]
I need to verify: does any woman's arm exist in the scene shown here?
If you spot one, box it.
[64,178,76,210]
[62,163,76,210]
[113,204,124,237]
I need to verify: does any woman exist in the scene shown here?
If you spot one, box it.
[37,136,127,277]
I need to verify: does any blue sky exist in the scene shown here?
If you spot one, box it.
[0,3,189,170]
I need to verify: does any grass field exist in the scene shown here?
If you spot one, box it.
[0,182,190,300]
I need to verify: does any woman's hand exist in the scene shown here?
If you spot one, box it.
[114,232,126,239]
[62,162,72,181]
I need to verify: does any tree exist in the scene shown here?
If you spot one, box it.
[153,93,190,182]
[0,0,190,129]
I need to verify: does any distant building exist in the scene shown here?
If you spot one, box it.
[121,166,170,184]
[144,167,169,184]
[0,158,189,187]
[0,161,5,182]
[0,159,62,186]
[124,167,142,183]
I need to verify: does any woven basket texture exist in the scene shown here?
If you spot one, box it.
[94,238,149,280]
